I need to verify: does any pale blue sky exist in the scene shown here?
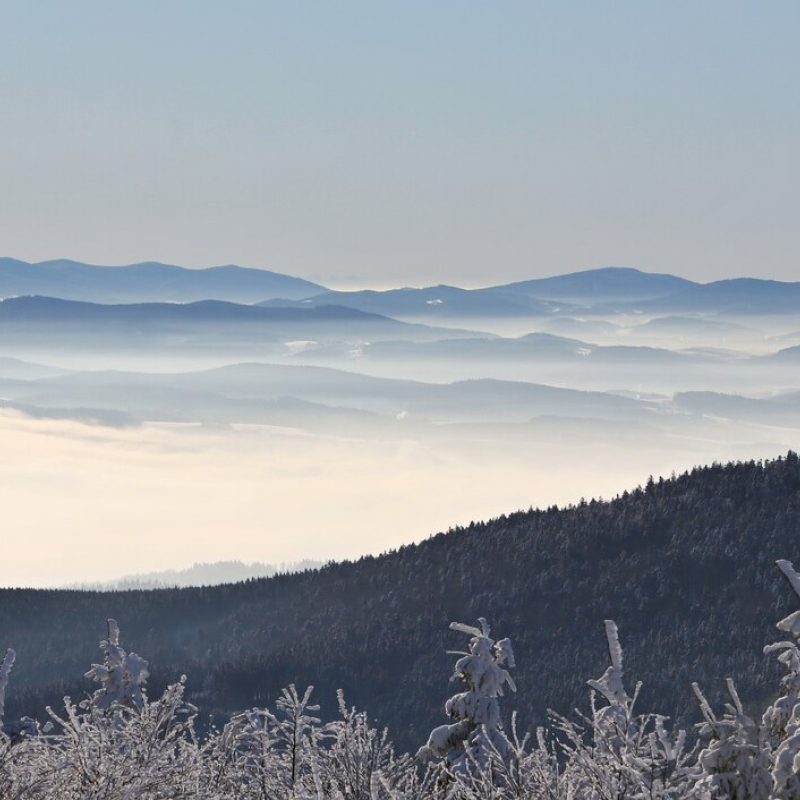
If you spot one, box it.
[1,2,798,287]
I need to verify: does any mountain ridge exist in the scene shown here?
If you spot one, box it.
[3,260,799,317]
[0,258,325,303]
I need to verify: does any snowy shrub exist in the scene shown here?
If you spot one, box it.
[7,621,202,800]
[39,679,200,800]
[205,684,324,799]
[321,690,416,800]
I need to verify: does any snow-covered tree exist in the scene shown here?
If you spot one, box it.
[556,620,695,800]
[268,684,322,793]
[204,683,324,799]
[0,648,34,744]
[692,678,772,800]
[688,558,800,800]
[760,559,800,799]
[418,617,516,778]
[85,618,150,713]
[587,620,635,754]
[0,648,14,724]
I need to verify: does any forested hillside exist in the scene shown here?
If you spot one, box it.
[3,453,800,751]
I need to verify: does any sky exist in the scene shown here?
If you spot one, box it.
[1,2,799,287]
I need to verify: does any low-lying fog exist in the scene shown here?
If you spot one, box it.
[1,401,796,588]
[2,276,800,586]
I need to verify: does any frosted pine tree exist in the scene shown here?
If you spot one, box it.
[85,619,149,712]
[761,559,800,799]
[557,620,641,800]
[417,617,516,775]
[0,649,14,725]
[692,558,800,800]
[587,620,634,754]
[557,620,695,800]
[0,648,36,744]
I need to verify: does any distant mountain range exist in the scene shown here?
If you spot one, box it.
[0,360,653,429]
[0,258,324,303]
[263,268,800,319]
[260,285,558,318]
[258,268,695,320]
[0,356,70,380]
[2,260,799,316]
[3,336,798,433]
[0,296,485,353]
[65,560,323,590]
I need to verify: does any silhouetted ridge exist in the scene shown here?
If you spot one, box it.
[0,258,325,303]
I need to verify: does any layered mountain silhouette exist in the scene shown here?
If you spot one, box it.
[260,285,557,318]
[0,296,485,351]
[3,261,799,317]
[0,258,325,303]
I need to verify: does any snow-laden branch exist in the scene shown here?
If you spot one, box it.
[0,649,15,721]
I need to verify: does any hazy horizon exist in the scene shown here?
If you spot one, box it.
[2,2,799,286]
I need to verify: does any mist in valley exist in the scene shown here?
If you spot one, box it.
[2,263,800,587]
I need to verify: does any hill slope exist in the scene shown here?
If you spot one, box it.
[3,454,800,751]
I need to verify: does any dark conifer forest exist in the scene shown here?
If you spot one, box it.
[3,453,799,751]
